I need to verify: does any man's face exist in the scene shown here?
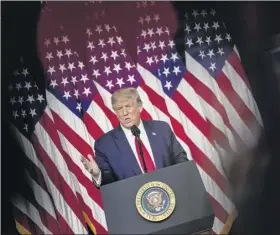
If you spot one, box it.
[114,98,142,129]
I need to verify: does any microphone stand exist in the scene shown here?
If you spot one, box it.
[136,136,148,173]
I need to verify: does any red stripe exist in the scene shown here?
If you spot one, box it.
[31,132,86,230]
[94,94,119,128]
[208,193,228,224]
[217,71,261,131]
[25,155,73,234]
[13,206,44,234]
[42,112,104,207]
[207,120,233,153]
[172,90,213,143]
[141,108,153,120]
[227,51,251,90]
[83,112,105,141]
[140,83,230,198]
[50,111,95,158]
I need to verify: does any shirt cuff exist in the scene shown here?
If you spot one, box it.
[92,170,102,187]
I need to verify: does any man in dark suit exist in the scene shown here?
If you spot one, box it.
[82,87,188,186]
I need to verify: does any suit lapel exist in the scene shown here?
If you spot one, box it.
[113,125,142,176]
[143,121,164,169]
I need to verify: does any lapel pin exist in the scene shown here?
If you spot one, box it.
[152,132,156,136]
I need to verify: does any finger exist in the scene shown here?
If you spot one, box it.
[87,154,94,162]
[81,157,87,164]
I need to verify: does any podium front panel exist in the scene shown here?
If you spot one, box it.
[100,161,214,234]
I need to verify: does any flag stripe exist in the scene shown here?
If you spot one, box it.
[11,123,76,234]
[139,72,229,196]
[14,207,44,235]
[223,61,262,126]
[46,90,95,148]
[185,51,255,147]
[94,94,119,128]
[12,195,53,234]
[15,220,32,235]
[50,110,95,160]
[38,112,105,225]
[184,72,241,151]
[227,51,250,90]
[83,112,106,141]
[23,149,74,234]
[217,71,259,130]
[32,131,87,234]
[86,101,113,134]
[24,171,60,234]
[57,131,107,230]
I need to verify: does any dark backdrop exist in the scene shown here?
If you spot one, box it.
[2,2,280,234]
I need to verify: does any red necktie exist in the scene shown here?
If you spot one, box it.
[134,137,156,173]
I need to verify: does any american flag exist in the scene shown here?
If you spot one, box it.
[182,6,263,233]
[7,1,262,235]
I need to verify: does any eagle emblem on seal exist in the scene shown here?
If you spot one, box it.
[135,181,176,222]
[146,191,166,212]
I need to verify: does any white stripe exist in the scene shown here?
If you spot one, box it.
[10,123,87,234]
[176,78,207,120]
[12,195,53,234]
[57,131,107,229]
[219,90,256,147]
[25,170,57,219]
[137,63,165,98]
[93,81,115,113]
[223,61,263,126]
[197,166,234,214]
[137,86,168,122]
[233,45,240,60]
[44,106,54,122]
[86,101,113,133]
[212,216,225,234]
[46,90,95,148]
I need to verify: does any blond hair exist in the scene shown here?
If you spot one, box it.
[111,87,142,109]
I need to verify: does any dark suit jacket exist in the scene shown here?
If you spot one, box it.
[94,120,188,185]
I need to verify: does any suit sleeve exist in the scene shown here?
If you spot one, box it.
[167,123,189,163]
[94,140,118,186]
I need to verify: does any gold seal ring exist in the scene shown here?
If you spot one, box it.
[135,181,176,222]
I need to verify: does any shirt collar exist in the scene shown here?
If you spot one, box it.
[121,120,144,137]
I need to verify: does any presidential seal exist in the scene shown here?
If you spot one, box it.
[135,181,176,222]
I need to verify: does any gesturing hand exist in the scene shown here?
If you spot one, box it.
[81,154,100,177]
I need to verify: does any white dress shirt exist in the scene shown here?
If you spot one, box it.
[93,120,156,186]
[121,120,156,173]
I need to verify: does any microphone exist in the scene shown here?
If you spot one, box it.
[131,125,140,138]
[131,125,147,173]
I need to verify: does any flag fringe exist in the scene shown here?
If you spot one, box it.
[15,220,32,235]
[219,209,237,234]
[82,210,97,235]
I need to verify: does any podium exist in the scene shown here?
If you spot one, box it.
[100,161,214,234]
